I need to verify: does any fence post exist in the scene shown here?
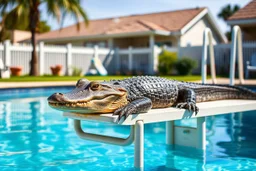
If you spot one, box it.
[39,42,44,75]
[94,45,99,59]
[115,48,120,73]
[4,40,11,66]
[149,35,155,75]
[153,45,160,74]
[66,43,72,76]
[128,46,133,72]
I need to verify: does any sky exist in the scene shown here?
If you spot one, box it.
[41,0,251,33]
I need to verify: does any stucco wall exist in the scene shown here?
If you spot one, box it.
[180,16,221,47]
[12,30,31,43]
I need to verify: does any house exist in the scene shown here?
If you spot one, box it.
[36,7,227,49]
[227,0,256,41]
[0,25,31,43]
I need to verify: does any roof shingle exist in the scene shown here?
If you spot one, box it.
[37,8,205,41]
[228,0,256,20]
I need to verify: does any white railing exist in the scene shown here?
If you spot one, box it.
[201,28,217,84]
[179,40,256,76]
[201,26,245,85]
[229,25,244,85]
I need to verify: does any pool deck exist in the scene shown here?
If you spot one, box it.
[0,81,76,89]
[1,78,256,89]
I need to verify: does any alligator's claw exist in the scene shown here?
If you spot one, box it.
[113,106,132,122]
[176,102,199,115]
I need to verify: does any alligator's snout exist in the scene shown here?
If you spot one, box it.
[47,93,66,103]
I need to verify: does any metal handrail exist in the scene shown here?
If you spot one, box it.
[74,120,134,146]
[230,25,244,85]
[201,28,217,84]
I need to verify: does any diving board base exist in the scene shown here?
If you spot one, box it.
[166,117,206,149]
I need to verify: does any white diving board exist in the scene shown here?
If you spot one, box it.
[64,99,256,170]
[64,100,256,125]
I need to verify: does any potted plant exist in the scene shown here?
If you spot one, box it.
[50,65,62,76]
[10,66,22,76]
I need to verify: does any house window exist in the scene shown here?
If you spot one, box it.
[98,42,106,48]
[156,41,172,47]
[84,41,106,48]
[85,43,93,48]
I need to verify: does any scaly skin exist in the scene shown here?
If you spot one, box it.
[48,76,256,121]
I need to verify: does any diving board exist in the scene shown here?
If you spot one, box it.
[64,99,256,170]
[64,99,256,125]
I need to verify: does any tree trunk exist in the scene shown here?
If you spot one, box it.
[29,0,39,76]
[29,27,38,76]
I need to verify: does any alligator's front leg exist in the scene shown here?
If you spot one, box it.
[175,88,199,114]
[113,97,152,122]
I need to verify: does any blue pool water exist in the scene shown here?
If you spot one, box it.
[1,87,256,170]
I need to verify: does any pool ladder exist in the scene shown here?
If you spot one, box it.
[201,25,244,85]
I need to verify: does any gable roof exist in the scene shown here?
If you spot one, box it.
[36,7,226,43]
[37,8,205,41]
[228,0,256,21]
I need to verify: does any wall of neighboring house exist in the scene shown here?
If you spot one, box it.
[11,30,31,43]
[241,26,256,41]
[180,15,221,47]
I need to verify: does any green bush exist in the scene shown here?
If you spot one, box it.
[175,57,198,75]
[71,66,83,76]
[158,50,177,75]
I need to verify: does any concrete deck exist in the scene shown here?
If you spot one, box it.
[0,81,76,89]
[1,78,256,89]
[194,78,256,85]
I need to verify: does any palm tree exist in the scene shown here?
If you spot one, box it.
[0,13,11,42]
[218,4,240,21]
[218,4,240,41]
[0,0,88,76]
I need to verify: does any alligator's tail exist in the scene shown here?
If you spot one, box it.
[193,84,256,102]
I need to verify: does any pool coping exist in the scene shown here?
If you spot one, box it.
[0,81,76,89]
[1,78,256,89]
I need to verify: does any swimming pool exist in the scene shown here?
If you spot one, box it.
[1,87,256,170]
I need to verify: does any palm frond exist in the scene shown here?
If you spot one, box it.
[4,3,29,30]
[45,0,89,30]
[44,0,61,22]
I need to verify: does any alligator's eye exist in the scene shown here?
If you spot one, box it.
[90,82,101,91]
[113,82,119,85]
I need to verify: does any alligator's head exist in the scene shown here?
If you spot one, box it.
[47,79,128,113]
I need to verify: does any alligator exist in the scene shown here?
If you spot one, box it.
[48,76,256,122]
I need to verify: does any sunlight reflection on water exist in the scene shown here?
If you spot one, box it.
[0,87,256,170]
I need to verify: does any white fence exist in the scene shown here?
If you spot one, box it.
[1,41,170,75]
[179,42,256,75]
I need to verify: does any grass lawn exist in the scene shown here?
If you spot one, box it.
[0,75,205,82]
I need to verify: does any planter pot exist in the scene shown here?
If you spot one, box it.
[50,65,62,76]
[10,66,22,76]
